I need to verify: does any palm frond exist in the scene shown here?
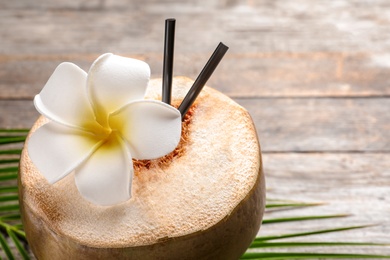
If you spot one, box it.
[0,187,19,194]
[254,225,374,242]
[0,137,26,145]
[0,175,18,182]
[249,241,389,248]
[0,168,18,174]
[265,202,322,209]
[7,228,29,260]
[262,214,349,224]
[241,252,390,259]
[0,196,19,203]
[0,130,29,133]
[0,231,14,260]
[0,150,22,156]
[0,130,29,259]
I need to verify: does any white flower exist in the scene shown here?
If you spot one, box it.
[28,53,182,206]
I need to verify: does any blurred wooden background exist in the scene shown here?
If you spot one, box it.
[1,0,389,257]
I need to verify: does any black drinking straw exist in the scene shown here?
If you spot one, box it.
[162,18,176,105]
[178,42,229,119]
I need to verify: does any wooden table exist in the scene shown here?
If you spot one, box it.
[1,0,389,257]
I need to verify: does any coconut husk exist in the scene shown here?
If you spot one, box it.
[18,77,266,260]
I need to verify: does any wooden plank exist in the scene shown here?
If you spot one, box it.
[239,97,390,152]
[260,152,390,254]
[2,0,390,100]
[2,0,390,55]
[0,0,389,257]
[1,53,390,99]
[1,98,389,152]
[0,101,38,129]
[0,56,98,100]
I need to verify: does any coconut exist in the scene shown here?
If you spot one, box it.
[18,77,266,260]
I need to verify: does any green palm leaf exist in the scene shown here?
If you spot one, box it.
[0,168,18,174]
[262,214,349,224]
[265,202,322,209]
[254,225,374,242]
[0,187,18,194]
[0,130,29,259]
[0,231,13,260]
[0,130,29,133]
[6,228,28,260]
[0,150,21,156]
[249,241,389,248]
[0,137,26,145]
[0,175,18,182]
[241,252,390,259]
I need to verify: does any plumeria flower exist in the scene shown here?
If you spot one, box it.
[28,53,182,206]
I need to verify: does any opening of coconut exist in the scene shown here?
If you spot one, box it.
[133,103,196,173]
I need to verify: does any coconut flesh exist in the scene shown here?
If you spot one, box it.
[18,77,266,260]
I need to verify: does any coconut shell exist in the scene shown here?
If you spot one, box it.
[18,77,266,260]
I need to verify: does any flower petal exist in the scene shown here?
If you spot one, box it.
[34,62,99,130]
[87,53,150,126]
[110,100,182,160]
[28,122,103,184]
[74,134,132,206]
